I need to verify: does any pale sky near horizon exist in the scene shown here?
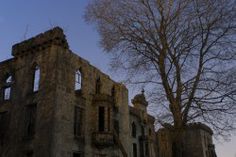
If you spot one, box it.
[0,1,235,156]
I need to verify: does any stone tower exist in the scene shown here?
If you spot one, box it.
[129,91,157,157]
[132,90,148,112]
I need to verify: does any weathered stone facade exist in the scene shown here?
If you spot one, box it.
[156,123,217,157]
[129,91,157,157]
[0,27,156,157]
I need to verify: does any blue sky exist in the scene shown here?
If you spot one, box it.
[0,1,235,156]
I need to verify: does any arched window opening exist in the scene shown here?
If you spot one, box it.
[95,77,101,94]
[33,66,40,92]
[132,122,136,138]
[6,76,12,83]
[3,75,12,100]
[75,70,82,90]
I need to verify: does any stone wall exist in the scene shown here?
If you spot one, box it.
[0,27,62,157]
[156,123,216,157]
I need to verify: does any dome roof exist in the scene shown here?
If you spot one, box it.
[132,89,148,106]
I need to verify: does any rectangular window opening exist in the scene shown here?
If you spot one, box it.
[0,111,8,145]
[107,107,110,131]
[25,104,37,138]
[73,152,83,157]
[140,141,144,157]
[133,143,137,157]
[145,142,149,157]
[98,106,105,132]
[4,87,11,100]
[114,119,119,135]
[33,67,40,92]
[25,151,33,157]
[74,106,83,137]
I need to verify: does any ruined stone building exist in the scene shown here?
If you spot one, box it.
[0,27,156,157]
[0,27,216,157]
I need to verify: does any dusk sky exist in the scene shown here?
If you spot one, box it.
[0,1,235,156]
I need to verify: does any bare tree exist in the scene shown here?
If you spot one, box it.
[85,0,236,138]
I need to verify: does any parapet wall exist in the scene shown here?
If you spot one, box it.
[12,27,69,57]
[187,122,213,135]
[157,122,213,135]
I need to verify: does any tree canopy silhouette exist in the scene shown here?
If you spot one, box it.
[85,0,236,137]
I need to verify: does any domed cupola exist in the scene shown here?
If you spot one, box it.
[132,89,148,111]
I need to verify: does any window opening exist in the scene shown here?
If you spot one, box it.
[3,75,12,100]
[133,143,137,157]
[0,111,8,145]
[141,126,145,136]
[111,86,115,97]
[4,87,11,100]
[114,119,119,135]
[132,122,136,138]
[33,66,40,92]
[98,106,105,132]
[25,104,37,138]
[73,152,83,157]
[149,128,152,136]
[96,77,101,94]
[74,106,83,136]
[107,107,110,131]
[6,76,12,83]
[145,142,149,156]
[25,152,33,157]
[75,70,82,90]
[140,140,144,157]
